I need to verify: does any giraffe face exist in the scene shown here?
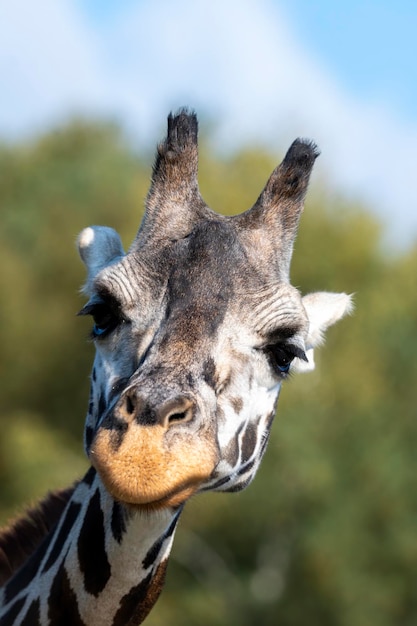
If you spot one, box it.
[80,219,308,509]
[78,110,351,510]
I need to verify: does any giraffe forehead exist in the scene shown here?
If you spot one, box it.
[160,225,242,342]
[94,219,240,304]
[150,220,294,331]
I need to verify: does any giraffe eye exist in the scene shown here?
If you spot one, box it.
[78,301,121,339]
[264,343,307,377]
[267,345,294,375]
[91,305,119,338]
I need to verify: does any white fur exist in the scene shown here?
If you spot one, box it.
[77,226,125,290]
[292,292,353,373]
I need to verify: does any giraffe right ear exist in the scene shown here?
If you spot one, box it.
[292,292,353,373]
[77,226,125,293]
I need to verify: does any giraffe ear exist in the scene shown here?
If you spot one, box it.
[292,292,353,373]
[77,226,125,293]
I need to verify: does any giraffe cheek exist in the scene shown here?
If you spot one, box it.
[90,425,219,508]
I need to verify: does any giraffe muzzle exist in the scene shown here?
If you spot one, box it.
[89,388,219,509]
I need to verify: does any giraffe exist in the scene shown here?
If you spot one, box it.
[0,110,352,625]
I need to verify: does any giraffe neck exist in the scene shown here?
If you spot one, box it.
[0,467,181,625]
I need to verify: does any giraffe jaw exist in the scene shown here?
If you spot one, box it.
[89,424,219,509]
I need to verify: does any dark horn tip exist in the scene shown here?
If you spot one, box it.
[167,107,198,149]
[284,139,320,169]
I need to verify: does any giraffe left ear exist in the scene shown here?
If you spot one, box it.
[292,292,353,373]
[77,226,125,293]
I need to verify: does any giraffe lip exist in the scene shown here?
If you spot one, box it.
[125,484,198,512]
[98,467,203,510]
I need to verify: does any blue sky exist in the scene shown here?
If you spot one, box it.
[1,0,416,247]
[283,1,417,123]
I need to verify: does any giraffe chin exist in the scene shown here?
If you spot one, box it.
[89,425,218,510]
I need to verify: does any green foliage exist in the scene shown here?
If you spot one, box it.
[0,120,416,625]
[0,120,148,438]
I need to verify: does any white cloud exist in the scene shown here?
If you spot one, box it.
[0,0,110,135]
[0,0,416,245]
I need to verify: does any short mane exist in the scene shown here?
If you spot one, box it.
[0,486,75,586]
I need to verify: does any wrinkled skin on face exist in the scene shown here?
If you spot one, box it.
[78,111,352,510]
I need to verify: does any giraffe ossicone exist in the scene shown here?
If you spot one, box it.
[0,109,352,625]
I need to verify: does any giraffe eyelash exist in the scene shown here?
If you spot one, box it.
[263,343,307,378]
[78,300,125,340]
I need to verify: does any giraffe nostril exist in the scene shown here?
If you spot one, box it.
[125,392,136,416]
[118,391,195,427]
[167,408,193,425]
[159,397,195,428]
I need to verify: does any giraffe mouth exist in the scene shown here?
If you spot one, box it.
[126,483,201,512]
[90,423,219,509]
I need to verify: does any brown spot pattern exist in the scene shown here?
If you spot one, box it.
[20,597,41,625]
[231,396,243,414]
[112,560,168,626]
[48,563,85,625]
[77,489,111,596]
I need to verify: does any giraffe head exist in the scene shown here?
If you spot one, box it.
[77,110,351,511]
